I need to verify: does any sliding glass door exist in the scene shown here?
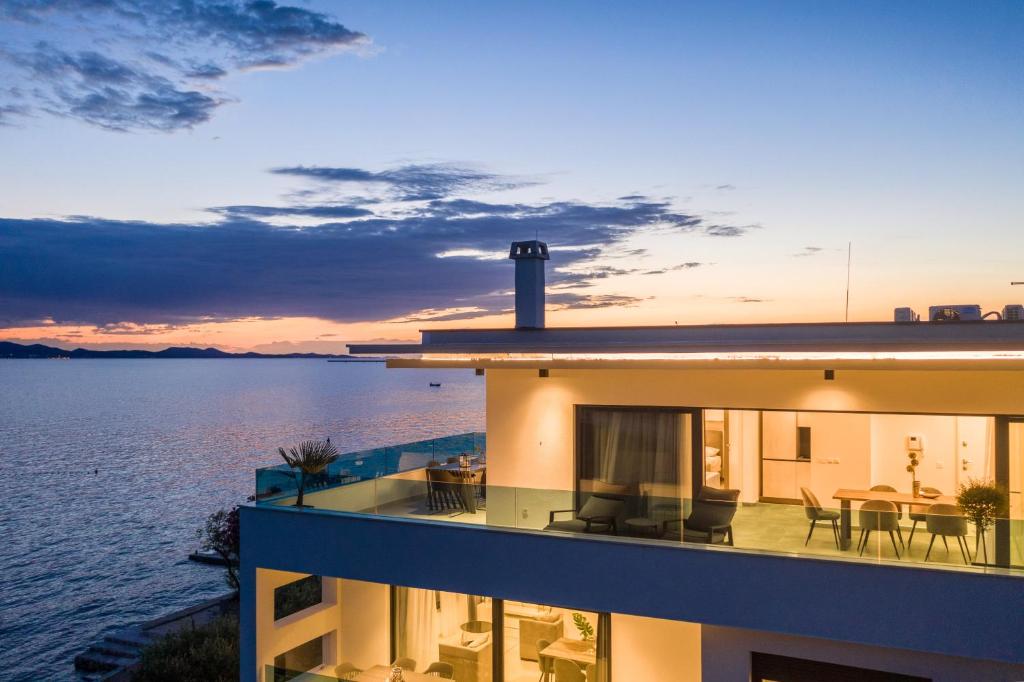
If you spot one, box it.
[1009,419,1024,567]
[576,406,696,523]
[502,602,609,682]
[391,587,493,680]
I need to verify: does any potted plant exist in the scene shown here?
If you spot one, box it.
[956,478,1008,565]
[278,439,339,508]
[905,450,921,497]
[572,612,594,642]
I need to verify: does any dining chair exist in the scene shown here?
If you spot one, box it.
[554,658,586,682]
[907,486,942,549]
[392,657,417,671]
[800,487,841,550]
[924,503,971,564]
[536,638,554,682]
[857,500,901,558]
[426,467,447,511]
[869,484,905,547]
[424,661,455,678]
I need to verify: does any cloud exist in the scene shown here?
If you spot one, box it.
[0,1,367,130]
[0,163,760,327]
[209,204,374,219]
[704,223,759,237]
[793,246,824,257]
[715,184,736,191]
[0,103,29,125]
[271,163,538,201]
[642,262,706,275]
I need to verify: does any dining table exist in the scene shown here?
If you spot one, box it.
[832,488,957,550]
[538,637,597,667]
[355,664,437,682]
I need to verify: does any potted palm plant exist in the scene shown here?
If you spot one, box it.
[956,478,1008,566]
[278,439,339,508]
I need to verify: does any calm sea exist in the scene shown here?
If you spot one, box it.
[0,359,484,681]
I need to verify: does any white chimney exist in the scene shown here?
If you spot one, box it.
[509,240,549,329]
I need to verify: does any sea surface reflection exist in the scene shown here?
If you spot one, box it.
[0,359,483,681]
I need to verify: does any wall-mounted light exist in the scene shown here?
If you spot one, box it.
[538,369,550,378]
[475,368,484,376]
[824,369,835,381]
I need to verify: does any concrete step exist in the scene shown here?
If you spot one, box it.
[105,627,152,648]
[92,639,142,658]
[74,650,135,673]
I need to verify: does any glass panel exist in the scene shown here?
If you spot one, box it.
[250,420,1024,578]
[703,409,727,490]
[1010,421,1024,567]
[392,587,492,679]
[503,602,607,682]
[275,575,323,621]
[255,432,486,503]
[273,635,324,681]
[576,407,688,524]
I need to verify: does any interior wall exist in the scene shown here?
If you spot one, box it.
[337,579,390,671]
[611,614,701,682]
[255,568,341,680]
[871,414,959,493]
[701,624,1024,682]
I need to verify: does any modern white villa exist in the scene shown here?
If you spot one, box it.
[240,241,1024,682]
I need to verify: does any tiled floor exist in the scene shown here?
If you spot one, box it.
[372,494,1003,572]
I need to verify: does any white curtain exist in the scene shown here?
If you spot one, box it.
[593,410,680,487]
[394,588,440,671]
[395,589,477,670]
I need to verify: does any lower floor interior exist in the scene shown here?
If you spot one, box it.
[253,570,1024,682]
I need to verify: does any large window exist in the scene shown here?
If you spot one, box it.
[503,601,609,682]
[274,574,323,621]
[273,636,324,682]
[576,406,694,521]
[391,587,492,679]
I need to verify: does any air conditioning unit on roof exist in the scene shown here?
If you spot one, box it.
[928,305,982,322]
[1003,304,1024,321]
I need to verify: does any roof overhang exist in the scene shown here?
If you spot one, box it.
[349,321,1024,371]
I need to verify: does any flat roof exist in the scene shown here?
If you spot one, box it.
[348,320,1024,357]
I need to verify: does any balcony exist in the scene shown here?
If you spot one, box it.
[253,432,1023,579]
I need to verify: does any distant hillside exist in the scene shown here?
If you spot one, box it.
[0,341,380,360]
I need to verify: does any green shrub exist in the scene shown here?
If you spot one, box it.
[957,479,1008,534]
[132,616,239,682]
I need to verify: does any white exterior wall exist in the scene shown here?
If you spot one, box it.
[612,614,701,682]
[254,569,341,679]
[253,571,389,681]
[484,367,1024,494]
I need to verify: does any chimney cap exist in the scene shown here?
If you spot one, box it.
[509,240,550,260]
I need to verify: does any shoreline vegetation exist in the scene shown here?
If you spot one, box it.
[0,341,383,360]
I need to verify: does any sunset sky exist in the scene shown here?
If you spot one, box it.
[1,1,1022,353]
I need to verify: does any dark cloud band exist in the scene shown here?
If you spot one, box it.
[0,164,753,326]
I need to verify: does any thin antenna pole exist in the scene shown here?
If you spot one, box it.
[844,242,852,322]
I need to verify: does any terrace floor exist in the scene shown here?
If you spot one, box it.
[372,493,1006,573]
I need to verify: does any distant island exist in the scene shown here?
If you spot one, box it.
[0,340,383,361]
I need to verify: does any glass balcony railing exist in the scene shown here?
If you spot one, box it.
[254,432,485,502]
[254,434,1023,578]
